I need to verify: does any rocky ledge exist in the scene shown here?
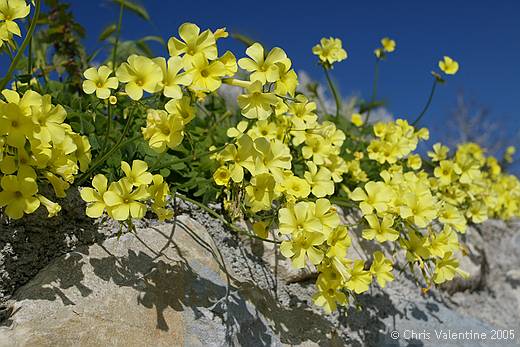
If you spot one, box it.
[0,199,519,346]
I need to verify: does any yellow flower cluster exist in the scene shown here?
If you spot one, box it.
[82,23,238,153]
[80,160,172,222]
[0,0,30,47]
[75,22,518,315]
[0,89,91,219]
[209,33,517,313]
[210,37,404,313]
[367,119,429,164]
[429,142,520,221]
[312,37,348,66]
[374,37,396,59]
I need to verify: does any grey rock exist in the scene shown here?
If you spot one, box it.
[1,202,519,347]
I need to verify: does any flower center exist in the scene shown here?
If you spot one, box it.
[200,69,210,78]
[11,120,18,128]
[14,191,22,198]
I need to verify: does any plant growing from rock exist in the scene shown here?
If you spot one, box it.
[1,0,519,314]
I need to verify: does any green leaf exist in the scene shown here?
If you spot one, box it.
[112,0,150,21]
[99,24,117,41]
[159,168,171,177]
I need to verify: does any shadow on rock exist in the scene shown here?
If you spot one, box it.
[0,189,106,312]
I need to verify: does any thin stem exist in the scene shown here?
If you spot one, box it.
[151,142,230,170]
[76,110,135,185]
[0,0,41,90]
[102,103,112,153]
[175,193,281,244]
[365,59,380,124]
[322,65,341,118]
[27,36,32,75]
[111,0,125,71]
[412,79,437,127]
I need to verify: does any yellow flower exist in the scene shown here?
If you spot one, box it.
[82,66,119,99]
[80,174,108,218]
[326,225,351,258]
[401,232,430,263]
[153,56,192,99]
[213,166,231,186]
[304,162,334,198]
[168,22,218,68]
[109,95,117,105]
[425,227,459,258]
[116,55,162,100]
[280,229,325,268]
[31,95,67,144]
[237,81,278,120]
[370,251,394,288]
[0,0,30,36]
[188,53,226,92]
[362,214,399,243]
[400,192,438,228]
[0,101,36,148]
[37,194,61,218]
[141,109,185,152]
[313,276,347,313]
[282,175,311,199]
[253,137,292,180]
[301,134,332,166]
[219,51,238,76]
[434,160,460,186]
[278,201,321,235]
[121,160,153,187]
[165,96,195,124]
[220,135,256,183]
[433,252,468,284]
[245,172,277,212]
[345,260,372,294]
[381,37,396,53]
[312,37,347,65]
[439,204,467,233]
[428,143,449,162]
[438,56,459,75]
[407,154,422,170]
[287,94,317,127]
[103,178,150,221]
[504,146,515,163]
[238,42,289,83]
[350,181,395,215]
[274,60,298,97]
[351,113,364,127]
[0,173,40,219]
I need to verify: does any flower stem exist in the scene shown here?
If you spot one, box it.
[102,103,112,153]
[412,79,437,127]
[175,193,281,244]
[111,0,125,71]
[76,110,135,185]
[322,65,341,118]
[365,59,380,124]
[0,0,41,90]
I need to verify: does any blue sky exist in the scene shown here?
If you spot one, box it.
[6,1,520,162]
